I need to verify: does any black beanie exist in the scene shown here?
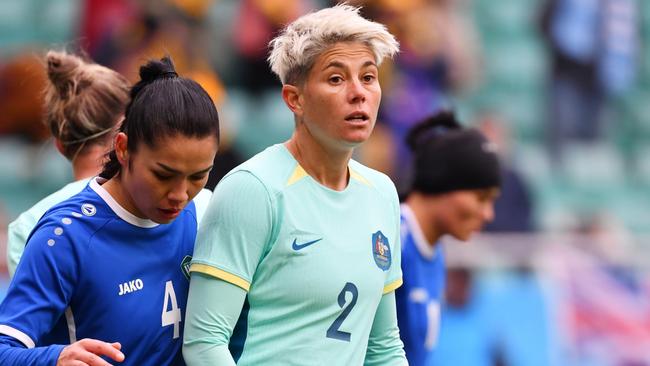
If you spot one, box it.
[407,112,501,195]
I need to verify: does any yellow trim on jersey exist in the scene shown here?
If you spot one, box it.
[288,166,371,187]
[383,278,403,294]
[286,165,308,186]
[350,169,372,186]
[190,263,251,292]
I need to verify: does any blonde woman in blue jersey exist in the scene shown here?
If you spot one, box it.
[184,4,407,366]
[0,56,220,365]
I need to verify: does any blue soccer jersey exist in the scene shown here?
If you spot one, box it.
[0,178,196,365]
[395,203,446,366]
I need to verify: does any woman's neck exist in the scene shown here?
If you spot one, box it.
[101,174,146,219]
[71,144,107,180]
[285,132,352,191]
[406,195,442,246]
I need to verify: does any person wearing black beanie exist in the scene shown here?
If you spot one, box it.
[395,111,501,366]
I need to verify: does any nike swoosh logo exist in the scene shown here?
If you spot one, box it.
[292,238,323,251]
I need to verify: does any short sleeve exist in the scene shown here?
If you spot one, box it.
[190,171,274,292]
[0,216,80,348]
[383,181,403,294]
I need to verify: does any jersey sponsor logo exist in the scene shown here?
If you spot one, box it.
[181,255,192,280]
[118,278,144,296]
[81,203,96,216]
[371,230,391,271]
[292,238,323,251]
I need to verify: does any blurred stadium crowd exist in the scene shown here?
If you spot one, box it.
[1,0,650,365]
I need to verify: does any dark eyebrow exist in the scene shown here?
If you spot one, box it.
[156,163,213,176]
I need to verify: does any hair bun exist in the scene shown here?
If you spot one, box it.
[131,56,178,98]
[405,110,462,152]
[45,51,84,99]
[138,56,178,82]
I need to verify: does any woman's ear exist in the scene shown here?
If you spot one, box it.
[54,139,65,156]
[114,132,129,165]
[282,84,303,117]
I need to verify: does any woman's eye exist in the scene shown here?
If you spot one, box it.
[153,171,173,181]
[189,174,208,182]
[363,74,375,82]
[329,76,343,84]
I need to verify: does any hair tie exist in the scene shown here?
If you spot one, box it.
[61,126,114,145]
[162,71,178,78]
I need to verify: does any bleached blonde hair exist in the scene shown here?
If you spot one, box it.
[268,4,399,85]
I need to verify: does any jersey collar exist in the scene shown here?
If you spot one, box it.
[400,203,438,260]
[90,177,159,228]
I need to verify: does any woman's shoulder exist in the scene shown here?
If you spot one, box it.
[220,144,295,193]
[25,201,102,257]
[26,178,91,219]
[10,178,91,238]
[34,183,111,237]
[348,159,398,194]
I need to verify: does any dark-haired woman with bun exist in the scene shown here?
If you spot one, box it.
[394,111,501,366]
[0,56,219,366]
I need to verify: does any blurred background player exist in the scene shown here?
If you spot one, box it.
[183,5,406,365]
[395,111,501,366]
[0,56,219,365]
[6,50,130,278]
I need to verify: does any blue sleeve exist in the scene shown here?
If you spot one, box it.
[0,214,81,359]
[0,335,64,365]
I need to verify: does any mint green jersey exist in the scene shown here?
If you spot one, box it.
[191,144,403,365]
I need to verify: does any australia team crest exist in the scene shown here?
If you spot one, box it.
[371,231,391,271]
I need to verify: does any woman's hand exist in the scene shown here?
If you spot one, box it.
[56,339,124,366]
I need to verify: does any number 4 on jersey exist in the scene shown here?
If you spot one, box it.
[162,280,181,339]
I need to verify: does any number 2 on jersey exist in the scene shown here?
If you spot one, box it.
[162,280,181,339]
[326,282,358,342]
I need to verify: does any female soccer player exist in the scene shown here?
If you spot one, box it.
[395,111,501,366]
[6,50,130,277]
[0,56,220,365]
[7,51,213,279]
[183,4,406,366]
